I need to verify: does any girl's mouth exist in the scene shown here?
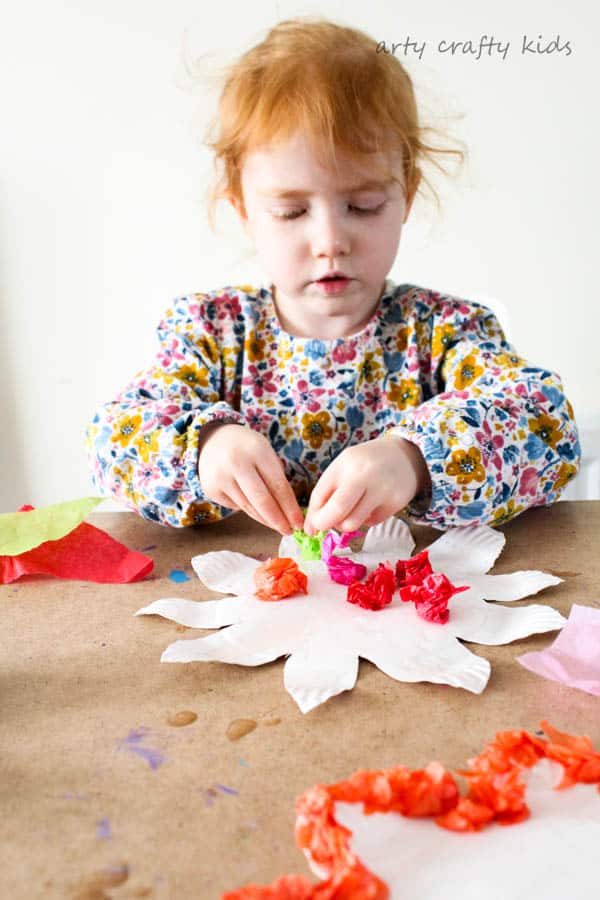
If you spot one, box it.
[314,275,352,294]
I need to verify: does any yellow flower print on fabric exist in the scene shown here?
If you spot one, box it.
[493,499,524,525]
[198,335,220,366]
[245,334,267,363]
[454,353,484,389]
[445,447,486,484]
[528,413,561,449]
[181,501,222,526]
[388,379,421,410]
[432,323,455,358]
[134,431,160,462]
[496,352,527,369]
[113,463,139,503]
[554,461,578,491]
[176,365,210,390]
[113,414,142,448]
[357,352,382,385]
[301,411,333,449]
[396,327,410,352]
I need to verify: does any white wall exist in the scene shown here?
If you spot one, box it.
[1,0,598,511]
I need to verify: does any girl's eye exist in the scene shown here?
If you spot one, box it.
[349,203,386,216]
[273,203,386,221]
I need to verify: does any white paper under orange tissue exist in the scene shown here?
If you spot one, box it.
[303,758,600,900]
[135,518,565,713]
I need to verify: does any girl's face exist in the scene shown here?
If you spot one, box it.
[233,131,415,340]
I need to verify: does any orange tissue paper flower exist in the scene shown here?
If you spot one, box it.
[254,557,308,601]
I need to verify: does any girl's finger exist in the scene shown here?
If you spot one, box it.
[223,485,273,530]
[361,505,389,528]
[259,459,305,532]
[310,485,367,533]
[235,468,293,535]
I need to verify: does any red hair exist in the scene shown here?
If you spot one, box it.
[198,16,465,228]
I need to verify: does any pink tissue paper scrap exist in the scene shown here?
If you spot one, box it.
[517,604,600,696]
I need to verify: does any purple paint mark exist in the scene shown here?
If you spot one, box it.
[141,544,157,552]
[168,568,190,584]
[96,817,112,839]
[62,792,89,801]
[117,727,166,769]
[215,784,239,796]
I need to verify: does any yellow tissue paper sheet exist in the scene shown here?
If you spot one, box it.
[0,497,105,556]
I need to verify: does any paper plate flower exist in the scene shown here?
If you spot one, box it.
[135,517,565,713]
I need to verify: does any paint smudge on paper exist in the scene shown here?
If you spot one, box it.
[215,783,239,795]
[204,787,218,807]
[141,545,157,552]
[117,728,166,769]
[203,784,240,807]
[226,718,257,741]
[96,818,112,839]
[167,710,197,727]
[168,569,190,583]
[62,791,89,801]
[72,862,129,897]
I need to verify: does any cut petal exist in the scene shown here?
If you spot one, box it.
[361,516,415,559]
[191,550,259,594]
[135,595,249,628]
[451,571,563,602]
[161,618,295,666]
[427,525,505,576]
[448,602,566,645]
[360,630,490,694]
[284,635,359,713]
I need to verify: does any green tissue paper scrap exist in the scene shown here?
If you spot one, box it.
[292,529,326,561]
[0,496,105,556]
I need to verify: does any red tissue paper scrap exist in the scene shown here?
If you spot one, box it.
[222,721,600,899]
[0,505,153,584]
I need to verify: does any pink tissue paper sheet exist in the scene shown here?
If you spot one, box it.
[517,604,600,696]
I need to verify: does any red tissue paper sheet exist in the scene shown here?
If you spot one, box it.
[0,505,154,584]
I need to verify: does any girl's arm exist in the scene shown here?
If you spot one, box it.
[84,293,246,527]
[384,297,581,529]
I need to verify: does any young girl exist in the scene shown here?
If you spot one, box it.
[84,17,580,538]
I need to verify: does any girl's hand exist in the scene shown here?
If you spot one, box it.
[198,423,305,535]
[303,435,430,535]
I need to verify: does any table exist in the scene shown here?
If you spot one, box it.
[3,502,599,898]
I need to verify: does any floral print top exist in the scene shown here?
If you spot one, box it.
[84,279,581,530]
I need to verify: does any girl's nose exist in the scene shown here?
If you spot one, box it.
[311,210,351,258]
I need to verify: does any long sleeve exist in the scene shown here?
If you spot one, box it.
[385,296,581,529]
[84,294,246,527]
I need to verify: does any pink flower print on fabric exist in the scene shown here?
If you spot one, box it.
[291,379,327,413]
[475,419,504,470]
[520,467,539,497]
[243,365,278,398]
